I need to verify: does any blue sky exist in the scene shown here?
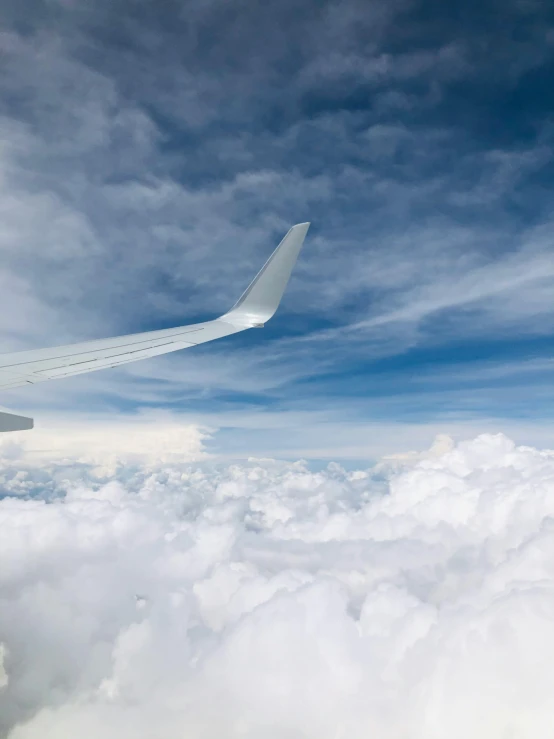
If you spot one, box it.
[1,0,554,459]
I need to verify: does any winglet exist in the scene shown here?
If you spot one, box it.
[222,222,310,326]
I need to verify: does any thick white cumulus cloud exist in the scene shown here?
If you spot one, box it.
[1,430,554,737]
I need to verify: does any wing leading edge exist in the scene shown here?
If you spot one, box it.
[0,222,310,430]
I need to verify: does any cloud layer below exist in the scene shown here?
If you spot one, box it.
[1,428,554,737]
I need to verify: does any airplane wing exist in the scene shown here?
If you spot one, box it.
[0,222,310,431]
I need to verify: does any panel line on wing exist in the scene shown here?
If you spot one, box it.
[34,340,182,374]
[0,328,207,370]
[43,358,147,379]
[35,342,198,378]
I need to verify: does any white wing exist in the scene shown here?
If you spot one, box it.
[0,222,310,431]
